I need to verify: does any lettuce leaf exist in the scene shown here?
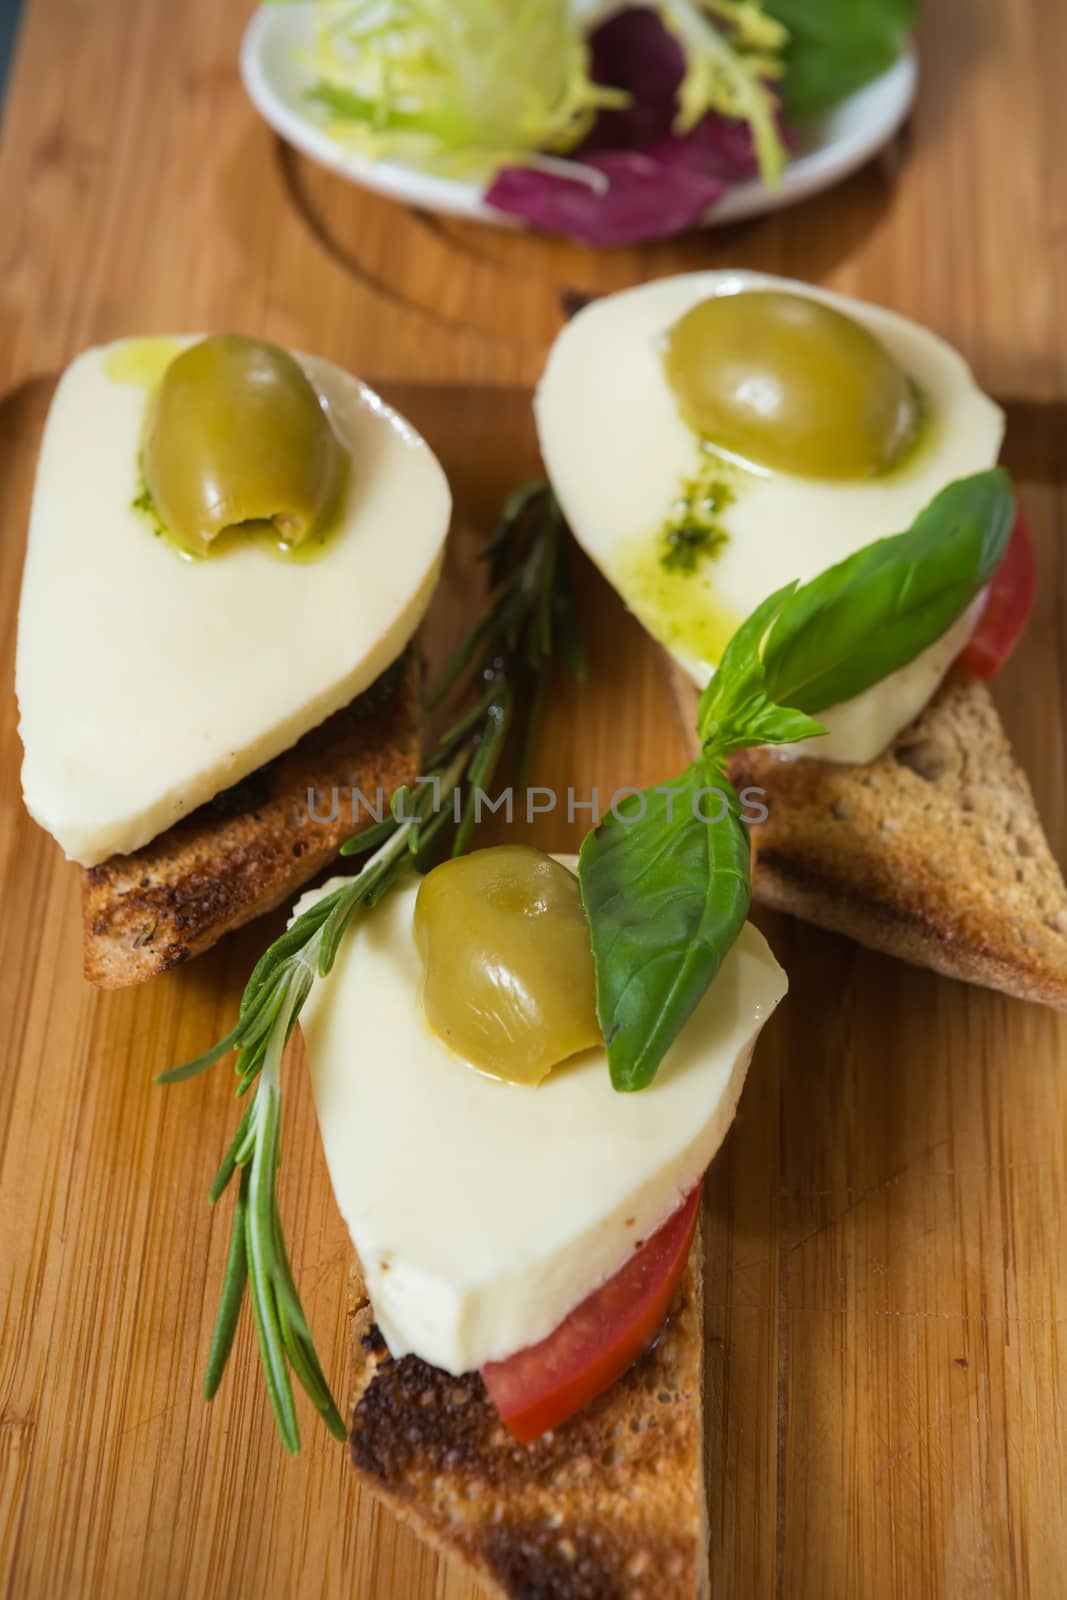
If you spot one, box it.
[308,0,622,177]
[484,6,783,244]
[581,4,769,180]
[308,0,789,184]
[660,0,788,184]
[764,0,915,121]
[581,5,685,152]
[307,0,796,241]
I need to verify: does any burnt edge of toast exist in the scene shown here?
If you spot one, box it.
[348,1252,706,1600]
[82,651,418,983]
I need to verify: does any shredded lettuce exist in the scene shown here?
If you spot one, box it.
[308,0,624,177]
[308,0,789,185]
[657,0,788,184]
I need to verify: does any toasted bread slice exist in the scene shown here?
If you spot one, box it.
[669,662,1067,1008]
[346,1224,708,1600]
[82,653,419,988]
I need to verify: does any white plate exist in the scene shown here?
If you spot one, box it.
[240,5,917,233]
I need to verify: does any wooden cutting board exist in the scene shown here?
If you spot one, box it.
[2,1,1067,1597]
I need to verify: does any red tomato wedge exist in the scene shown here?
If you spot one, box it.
[959,510,1036,678]
[481,1185,701,1443]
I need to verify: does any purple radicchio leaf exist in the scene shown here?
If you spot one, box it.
[581,6,766,182]
[485,152,724,247]
[484,5,789,244]
[581,6,685,152]
[646,116,761,183]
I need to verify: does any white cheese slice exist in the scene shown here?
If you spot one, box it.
[535,271,1004,654]
[16,341,450,865]
[772,593,987,765]
[297,859,787,1375]
[535,271,1004,763]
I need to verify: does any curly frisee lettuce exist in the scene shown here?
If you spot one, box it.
[308,0,624,176]
[308,0,790,184]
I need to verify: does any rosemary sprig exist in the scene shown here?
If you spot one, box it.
[159,482,583,1452]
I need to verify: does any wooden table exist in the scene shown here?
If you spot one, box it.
[2,2,1066,1595]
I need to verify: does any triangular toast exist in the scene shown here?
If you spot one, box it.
[346,1223,708,1600]
[82,653,419,987]
[669,662,1067,1009]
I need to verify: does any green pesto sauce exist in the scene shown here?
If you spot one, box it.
[115,337,345,565]
[658,462,734,575]
[607,450,742,669]
[622,372,939,669]
[131,479,172,545]
[617,535,740,668]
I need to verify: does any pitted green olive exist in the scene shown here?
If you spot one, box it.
[142,334,345,553]
[414,846,601,1086]
[662,291,922,480]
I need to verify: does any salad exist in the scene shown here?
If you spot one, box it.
[303,0,916,245]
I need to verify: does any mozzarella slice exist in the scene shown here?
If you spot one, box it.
[535,273,1004,763]
[777,595,987,765]
[536,272,1004,680]
[297,860,787,1375]
[16,341,450,865]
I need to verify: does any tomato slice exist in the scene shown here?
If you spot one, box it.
[481,1185,701,1444]
[959,510,1036,678]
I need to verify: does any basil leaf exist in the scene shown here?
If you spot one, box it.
[698,582,828,757]
[580,469,1013,1096]
[765,0,915,121]
[578,763,751,1092]
[698,583,794,737]
[761,470,1014,715]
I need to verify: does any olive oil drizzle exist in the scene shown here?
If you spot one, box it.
[104,337,185,389]
[625,350,937,674]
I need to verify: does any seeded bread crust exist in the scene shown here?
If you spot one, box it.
[82,653,419,987]
[346,1225,708,1600]
[669,662,1067,1008]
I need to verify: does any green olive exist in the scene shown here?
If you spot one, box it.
[414,846,600,1086]
[142,334,345,553]
[662,291,921,480]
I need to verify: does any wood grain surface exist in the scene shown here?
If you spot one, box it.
[1,1,1066,1597]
